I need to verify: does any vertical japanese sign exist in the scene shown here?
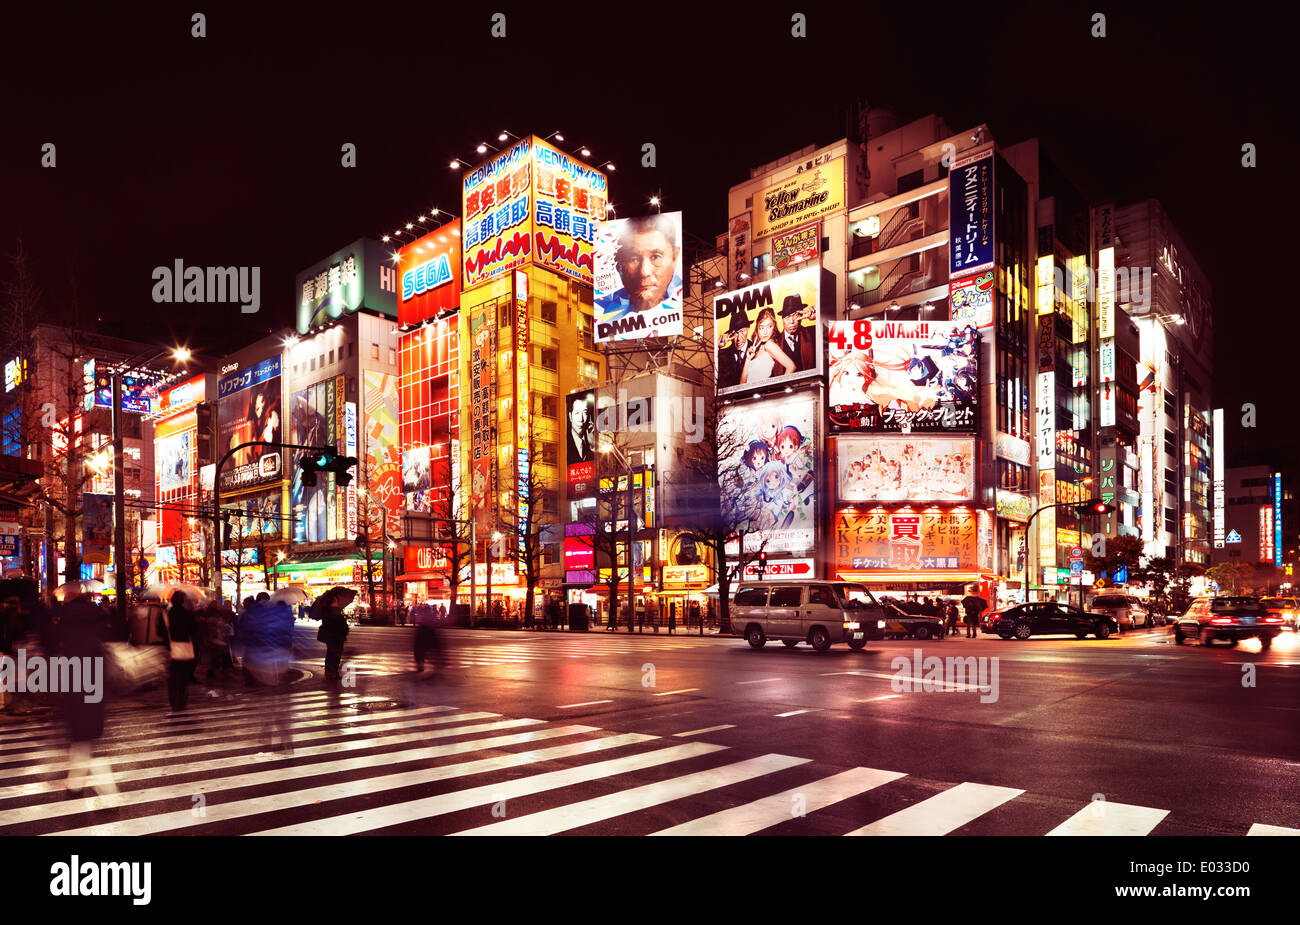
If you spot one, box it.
[1261,505,1274,563]
[335,374,346,538]
[1274,472,1283,566]
[515,270,530,548]
[469,304,497,532]
[1098,246,1116,428]
[1037,371,1056,573]
[728,213,750,289]
[1212,408,1224,549]
[948,151,994,276]
[1099,444,1119,538]
[345,401,358,540]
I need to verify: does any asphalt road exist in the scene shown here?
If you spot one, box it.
[1,623,1297,836]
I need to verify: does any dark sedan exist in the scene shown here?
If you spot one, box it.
[984,602,1118,640]
[881,606,948,640]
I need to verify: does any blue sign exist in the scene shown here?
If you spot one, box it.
[948,152,995,275]
[401,254,453,300]
[0,535,19,557]
[1114,565,1128,584]
[1070,560,1083,576]
[1226,529,1242,544]
[218,355,282,400]
[1274,473,1283,566]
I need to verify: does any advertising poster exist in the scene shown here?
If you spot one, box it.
[827,319,979,432]
[461,136,609,289]
[217,355,282,491]
[718,391,817,554]
[714,265,821,395]
[834,508,978,571]
[363,371,402,537]
[564,387,597,497]
[397,313,459,514]
[949,270,994,328]
[402,445,431,494]
[289,380,332,543]
[771,221,819,271]
[157,429,193,493]
[836,435,976,502]
[948,150,994,276]
[593,212,684,342]
[223,490,282,537]
[82,494,113,564]
[752,157,845,240]
[294,237,398,335]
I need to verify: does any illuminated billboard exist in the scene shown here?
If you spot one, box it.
[594,212,684,342]
[752,157,845,240]
[827,319,979,432]
[719,391,818,555]
[714,265,822,395]
[771,221,819,271]
[834,508,979,571]
[461,135,609,289]
[468,302,497,531]
[949,150,994,276]
[836,435,976,503]
[564,387,597,497]
[363,370,402,538]
[294,238,398,334]
[398,220,461,327]
[289,377,342,543]
[397,313,459,513]
[949,270,994,328]
[217,355,282,492]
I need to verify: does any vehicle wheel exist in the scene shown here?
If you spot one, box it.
[914,625,933,640]
[1174,626,1185,645]
[1226,638,1239,648]
[809,627,832,652]
[746,625,766,649]
[848,638,866,650]
[1261,636,1273,650]
[997,630,1012,640]
[1075,632,1088,640]
[1013,623,1032,640]
[1094,622,1111,640]
[782,639,799,648]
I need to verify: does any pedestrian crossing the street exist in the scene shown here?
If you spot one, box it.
[0,690,1296,837]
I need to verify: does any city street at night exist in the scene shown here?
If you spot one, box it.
[2,623,1297,837]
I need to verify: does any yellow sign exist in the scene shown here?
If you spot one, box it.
[663,565,709,586]
[753,158,845,240]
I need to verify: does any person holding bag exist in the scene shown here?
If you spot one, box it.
[158,591,198,712]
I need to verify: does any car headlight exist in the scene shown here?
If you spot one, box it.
[876,620,886,629]
[843,622,860,630]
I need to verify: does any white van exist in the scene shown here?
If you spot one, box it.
[731,581,888,651]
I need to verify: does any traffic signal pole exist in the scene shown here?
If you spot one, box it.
[211,440,351,603]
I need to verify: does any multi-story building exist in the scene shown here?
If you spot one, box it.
[1212,465,1278,567]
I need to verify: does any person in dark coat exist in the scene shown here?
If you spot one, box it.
[158,591,198,711]
[53,590,117,797]
[314,592,349,681]
[961,590,988,639]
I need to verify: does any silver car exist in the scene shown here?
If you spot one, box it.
[732,581,888,651]
[1088,594,1152,630]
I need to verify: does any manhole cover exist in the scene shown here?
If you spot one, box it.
[352,699,400,712]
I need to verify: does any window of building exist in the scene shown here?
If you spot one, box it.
[328,348,334,365]
[897,168,924,193]
[540,348,558,370]
[310,357,316,371]
[499,304,513,328]
[389,348,397,365]
[370,343,379,361]
[542,544,560,566]
[540,301,557,325]
[539,396,557,418]
[541,442,558,466]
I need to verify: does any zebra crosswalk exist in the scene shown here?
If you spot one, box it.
[0,690,1296,837]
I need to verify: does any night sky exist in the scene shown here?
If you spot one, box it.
[2,1,1294,461]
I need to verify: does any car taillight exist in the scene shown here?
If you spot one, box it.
[1209,617,1233,625]
[1263,616,1283,624]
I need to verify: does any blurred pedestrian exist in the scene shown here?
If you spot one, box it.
[314,591,350,682]
[158,591,198,711]
[961,589,988,639]
[241,593,295,752]
[946,601,961,637]
[55,586,117,799]
[411,601,439,671]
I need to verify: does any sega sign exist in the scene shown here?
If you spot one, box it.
[402,254,453,300]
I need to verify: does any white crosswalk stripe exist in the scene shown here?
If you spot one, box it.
[0,692,1286,837]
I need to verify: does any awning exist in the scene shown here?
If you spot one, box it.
[835,570,1003,584]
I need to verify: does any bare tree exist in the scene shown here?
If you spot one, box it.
[430,483,474,609]
[497,432,549,627]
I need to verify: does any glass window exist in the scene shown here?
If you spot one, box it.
[808,586,838,608]
[733,587,768,606]
[769,588,802,607]
[836,584,876,607]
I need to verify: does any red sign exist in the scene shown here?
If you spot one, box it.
[404,545,449,574]
[398,221,462,327]
[564,536,594,570]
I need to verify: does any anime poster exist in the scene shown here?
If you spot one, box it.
[836,435,976,502]
[363,371,402,536]
[157,430,193,493]
[827,319,979,432]
[289,381,330,543]
[402,445,431,494]
[719,391,818,554]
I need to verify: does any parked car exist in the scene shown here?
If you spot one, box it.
[880,605,948,640]
[1260,597,1300,630]
[1088,594,1153,630]
[985,601,1118,640]
[1174,596,1284,648]
[731,581,888,651]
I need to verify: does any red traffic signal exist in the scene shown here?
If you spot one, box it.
[1076,499,1113,516]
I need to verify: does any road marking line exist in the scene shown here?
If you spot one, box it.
[1248,823,1300,835]
[653,688,700,697]
[673,725,735,737]
[736,678,783,685]
[249,739,717,837]
[557,700,613,709]
[454,753,810,836]
[818,670,869,677]
[845,782,1024,835]
[774,709,819,717]
[856,695,902,703]
[1047,800,1169,836]
[650,766,906,836]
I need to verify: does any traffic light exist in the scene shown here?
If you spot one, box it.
[757,551,768,575]
[1076,499,1113,517]
[297,446,358,487]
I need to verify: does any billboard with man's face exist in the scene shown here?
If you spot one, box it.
[714,265,821,396]
[594,212,684,342]
[564,388,597,499]
[827,319,979,432]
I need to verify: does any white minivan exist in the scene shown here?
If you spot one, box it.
[731,581,888,651]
